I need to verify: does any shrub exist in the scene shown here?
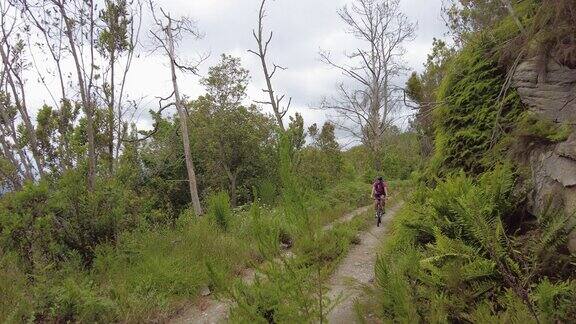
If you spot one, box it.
[0,252,32,323]
[514,112,572,144]
[208,191,232,231]
[256,179,277,206]
[0,171,149,268]
[372,164,576,322]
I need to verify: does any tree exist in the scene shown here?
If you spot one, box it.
[200,54,249,110]
[299,121,343,190]
[248,0,291,131]
[98,0,141,173]
[191,101,276,207]
[194,55,276,206]
[405,38,455,157]
[287,113,306,151]
[320,0,415,169]
[51,0,100,190]
[442,0,524,45]
[149,0,203,215]
[309,122,339,153]
[0,1,45,181]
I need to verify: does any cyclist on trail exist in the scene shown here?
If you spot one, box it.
[372,176,388,215]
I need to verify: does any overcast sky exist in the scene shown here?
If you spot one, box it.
[27,0,448,138]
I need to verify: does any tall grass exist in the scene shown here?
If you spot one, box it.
[208,191,232,231]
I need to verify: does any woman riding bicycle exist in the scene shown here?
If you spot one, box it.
[372,176,388,216]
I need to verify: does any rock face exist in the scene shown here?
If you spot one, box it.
[513,59,576,123]
[512,59,576,252]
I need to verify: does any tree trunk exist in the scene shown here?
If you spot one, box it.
[166,17,203,215]
[0,45,45,177]
[224,166,239,208]
[258,52,285,131]
[230,173,237,208]
[108,51,116,173]
[59,6,97,190]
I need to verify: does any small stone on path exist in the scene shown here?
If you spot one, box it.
[200,286,211,297]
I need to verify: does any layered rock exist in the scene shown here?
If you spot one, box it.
[512,58,576,252]
[513,59,576,123]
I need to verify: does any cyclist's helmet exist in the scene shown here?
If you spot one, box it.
[377,176,383,181]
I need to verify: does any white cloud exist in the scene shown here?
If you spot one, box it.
[22,0,448,138]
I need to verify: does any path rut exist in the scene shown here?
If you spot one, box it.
[326,202,403,324]
[169,205,373,324]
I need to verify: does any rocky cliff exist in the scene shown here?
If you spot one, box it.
[512,58,576,251]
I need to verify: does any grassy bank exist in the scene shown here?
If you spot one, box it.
[219,184,407,323]
[0,178,374,323]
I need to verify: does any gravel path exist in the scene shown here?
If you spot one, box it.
[326,202,403,324]
[169,205,374,324]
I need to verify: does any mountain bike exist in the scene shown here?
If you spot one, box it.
[375,197,385,227]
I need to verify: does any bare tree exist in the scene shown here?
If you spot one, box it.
[0,0,46,178]
[320,0,414,168]
[149,0,203,215]
[248,0,291,132]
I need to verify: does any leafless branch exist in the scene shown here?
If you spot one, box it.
[248,0,290,131]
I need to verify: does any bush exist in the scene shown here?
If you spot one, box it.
[372,165,576,322]
[208,191,232,231]
[0,171,150,268]
[86,215,250,322]
[256,179,277,206]
[0,253,32,323]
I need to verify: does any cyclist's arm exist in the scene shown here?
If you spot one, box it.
[371,185,375,198]
[384,185,389,198]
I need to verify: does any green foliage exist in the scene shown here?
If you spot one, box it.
[344,132,422,182]
[294,122,344,191]
[98,0,131,57]
[515,112,572,143]
[505,0,576,68]
[432,35,524,176]
[190,55,277,206]
[371,165,576,322]
[212,134,376,323]
[208,191,232,231]
[221,208,371,323]
[201,54,250,109]
[0,252,32,323]
[287,112,306,151]
[0,170,148,268]
[443,0,510,45]
[255,179,277,207]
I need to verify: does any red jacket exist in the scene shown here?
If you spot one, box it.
[373,180,387,197]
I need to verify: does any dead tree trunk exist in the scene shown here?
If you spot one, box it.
[164,13,203,215]
[249,0,291,132]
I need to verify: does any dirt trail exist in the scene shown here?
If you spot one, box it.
[326,202,403,324]
[169,205,373,324]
